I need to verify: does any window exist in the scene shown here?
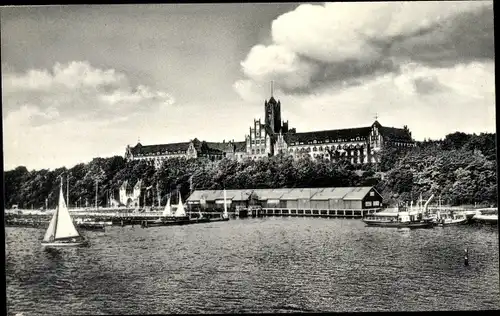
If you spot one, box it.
[373,201,380,206]
[256,149,260,154]
[313,146,317,152]
[365,201,372,207]
[252,149,255,154]
[370,192,374,196]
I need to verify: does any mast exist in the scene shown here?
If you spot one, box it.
[54,176,63,237]
[67,173,70,208]
[157,182,160,208]
[95,179,98,210]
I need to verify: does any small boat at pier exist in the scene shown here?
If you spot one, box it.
[435,210,467,226]
[74,218,107,231]
[41,178,89,247]
[472,208,498,225]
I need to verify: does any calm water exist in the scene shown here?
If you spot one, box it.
[5,217,500,314]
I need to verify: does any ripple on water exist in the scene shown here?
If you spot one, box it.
[5,218,500,314]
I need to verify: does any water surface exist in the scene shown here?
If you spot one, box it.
[6,217,500,314]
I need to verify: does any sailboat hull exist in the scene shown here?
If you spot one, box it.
[41,240,89,247]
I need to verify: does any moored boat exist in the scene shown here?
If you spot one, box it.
[435,210,467,226]
[472,208,498,225]
[363,194,435,229]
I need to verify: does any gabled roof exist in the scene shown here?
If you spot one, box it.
[311,187,353,200]
[204,142,234,153]
[130,142,191,155]
[280,188,319,200]
[379,126,413,142]
[251,188,292,200]
[186,186,378,202]
[342,187,374,200]
[286,127,372,144]
[186,189,254,202]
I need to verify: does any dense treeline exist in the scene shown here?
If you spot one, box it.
[4,132,497,209]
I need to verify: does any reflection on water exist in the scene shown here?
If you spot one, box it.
[6,218,500,315]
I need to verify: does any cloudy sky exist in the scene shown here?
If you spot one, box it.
[1,2,495,171]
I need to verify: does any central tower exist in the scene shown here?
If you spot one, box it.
[264,82,282,133]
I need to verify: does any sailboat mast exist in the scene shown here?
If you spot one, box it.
[95,179,98,210]
[67,174,70,208]
[54,176,63,238]
[157,182,160,208]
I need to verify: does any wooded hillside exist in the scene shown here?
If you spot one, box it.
[4,132,497,209]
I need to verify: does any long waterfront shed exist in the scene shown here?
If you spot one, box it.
[186,186,382,211]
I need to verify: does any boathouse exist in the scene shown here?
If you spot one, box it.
[186,186,382,217]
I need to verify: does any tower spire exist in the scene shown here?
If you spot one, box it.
[374,113,379,121]
[271,80,274,98]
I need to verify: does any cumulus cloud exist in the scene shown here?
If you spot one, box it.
[275,61,495,140]
[2,61,175,170]
[236,2,493,96]
[2,61,175,124]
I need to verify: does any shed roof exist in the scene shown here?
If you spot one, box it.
[343,187,374,200]
[251,188,292,200]
[186,189,253,202]
[186,186,378,202]
[280,188,321,200]
[311,187,353,200]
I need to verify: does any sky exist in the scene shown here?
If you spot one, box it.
[1,2,495,171]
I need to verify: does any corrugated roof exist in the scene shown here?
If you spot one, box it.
[186,186,377,202]
[186,189,254,202]
[280,188,321,200]
[311,187,353,200]
[343,187,373,200]
[251,188,292,200]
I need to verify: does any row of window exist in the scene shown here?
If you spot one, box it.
[251,149,267,154]
[365,201,380,207]
[290,146,364,154]
[290,137,366,146]
[250,138,266,145]
[289,143,365,151]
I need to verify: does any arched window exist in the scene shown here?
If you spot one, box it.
[307,147,311,152]
[319,146,323,151]
[313,146,317,152]
[252,149,255,154]
[256,149,260,154]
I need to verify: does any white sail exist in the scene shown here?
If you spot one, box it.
[175,192,186,217]
[223,189,228,218]
[43,208,58,242]
[54,185,81,239]
[43,184,80,241]
[163,196,172,217]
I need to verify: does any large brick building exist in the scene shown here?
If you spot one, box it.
[125,94,415,167]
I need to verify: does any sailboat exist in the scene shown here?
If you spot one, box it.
[163,195,172,217]
[221,189,230,221]
[174,192,188,218]
[42,178,88,247]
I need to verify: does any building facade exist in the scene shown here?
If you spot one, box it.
[118,180,142,207]
[125,94,415,165]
